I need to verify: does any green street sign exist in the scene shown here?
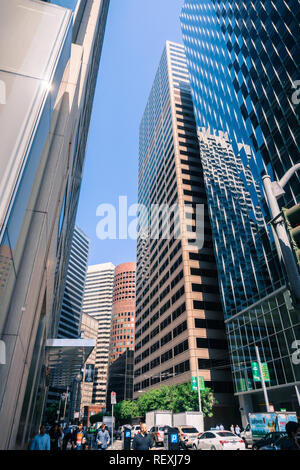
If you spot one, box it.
[191,376,205,391]
[251,362,270,382]
[199,376,205,390]
[191,376,198,391]
[251,362,261,382]
[261,363,270,382]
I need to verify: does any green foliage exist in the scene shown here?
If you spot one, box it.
[45,402,60,425]
[114,383,216,422]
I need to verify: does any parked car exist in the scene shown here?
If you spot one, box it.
[252,432,287,450]
[193,430,246,450]
[131,425,141,439]
[149,425,172,447]
[176,425,201,448]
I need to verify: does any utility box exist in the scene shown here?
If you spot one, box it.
[173,412,204,433]
[146,410,173,428]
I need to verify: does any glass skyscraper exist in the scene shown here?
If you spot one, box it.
[181,0,300,421]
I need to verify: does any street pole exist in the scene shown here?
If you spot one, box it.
[62,386,69,424]
[255,346,271,412]
[112,404,114,447]
[262,173,300,301]
[295,385,300,407]
[57,395,62,422]
[196,369,202,414]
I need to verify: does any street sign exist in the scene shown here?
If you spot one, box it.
[111,391,117,405]
[198,376,205,390]
[191,376,198,391]
[261,363,270,382]
[251,362,270,382]
[251,362,261,382]
[191,376,205,390]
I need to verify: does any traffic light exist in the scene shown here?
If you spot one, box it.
[283,203,300,269]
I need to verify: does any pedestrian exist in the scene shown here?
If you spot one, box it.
[30,425,50,451]
[132,423,154,451]
[219,424,224,431]
[72,423,87,450]
[49,423,63,451]
[62,426,74,451]
[235,425,241,436]
[216,425,220,431]
[280,421,300,450]
[230,424,235,434]
[97,423,111,450]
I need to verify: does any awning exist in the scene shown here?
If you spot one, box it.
[46,338,95,387]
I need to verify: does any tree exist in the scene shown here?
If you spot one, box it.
[115,382,216,421]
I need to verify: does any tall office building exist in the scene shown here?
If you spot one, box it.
[0,0,109,449]
[107,262,136,408]
[82,263,115,408]
[134,42,237,425]
[57,226,90,339]
[181,0,300,422]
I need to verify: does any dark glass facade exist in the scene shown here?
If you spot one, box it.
[181,0,300,419]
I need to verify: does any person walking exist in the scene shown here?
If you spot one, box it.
[219,424,224,431]
[132,423,154,451]
[235,425,241,436]
[72,423,87,451]
[97,423,111,450]
[230,424,235,434]
[49,423,63,451]
[280,421,300,450]
[30,425,50,451]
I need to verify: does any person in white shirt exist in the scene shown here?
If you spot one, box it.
[235,425,241,436]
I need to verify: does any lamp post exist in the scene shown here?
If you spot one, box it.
[262,163,300,302]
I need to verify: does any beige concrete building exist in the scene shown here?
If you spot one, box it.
[135,42,236,425]
[0,0,109,449]
[79,313,98,416]
[82,263,115,408]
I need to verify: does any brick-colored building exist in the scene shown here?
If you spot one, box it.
[134,42,237,426]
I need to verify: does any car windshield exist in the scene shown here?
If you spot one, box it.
[159,427,165,431]
[217,432,236,437]
[181,427,198,433]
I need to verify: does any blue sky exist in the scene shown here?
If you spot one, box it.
[76,0,184,266]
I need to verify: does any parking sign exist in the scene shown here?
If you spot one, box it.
[111,391,116,405]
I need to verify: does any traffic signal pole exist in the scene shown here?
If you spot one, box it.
[262,170,300,302]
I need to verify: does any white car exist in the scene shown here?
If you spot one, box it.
[131,425,141,439]
[193,430,246,450]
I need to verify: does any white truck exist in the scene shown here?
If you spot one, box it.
[241,411,298,448]
[146,410,173,428]
[173,412,204,433]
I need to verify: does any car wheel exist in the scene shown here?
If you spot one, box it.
[193,444,197,450]
[244,440,249,449]
[211,445,216,450]
[252,445,258,450]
